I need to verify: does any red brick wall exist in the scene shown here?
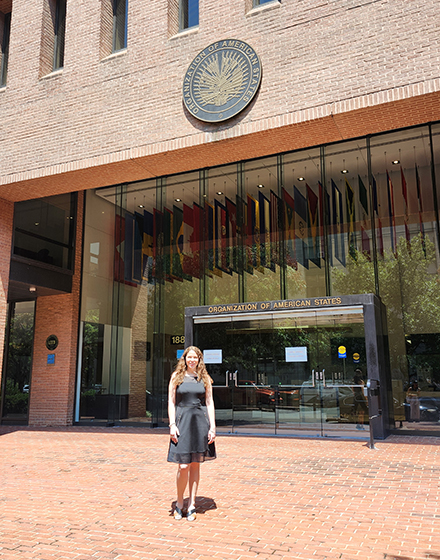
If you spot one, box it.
[0,198,13,378]
[1,0,440,201]
[28,192,84,427]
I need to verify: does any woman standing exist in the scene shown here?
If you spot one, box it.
[167,346,216,521]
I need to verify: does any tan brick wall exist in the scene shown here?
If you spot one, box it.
[0,198,13,379]
[1,0,440,201]
[28,191,84,427]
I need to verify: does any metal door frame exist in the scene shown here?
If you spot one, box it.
[185,294,392,440]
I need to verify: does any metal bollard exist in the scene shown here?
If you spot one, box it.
[368,414,380,449]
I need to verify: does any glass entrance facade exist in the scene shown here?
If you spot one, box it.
[77,123,440,435]
[193,306,369,437]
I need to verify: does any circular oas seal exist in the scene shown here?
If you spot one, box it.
[183,39,262,123]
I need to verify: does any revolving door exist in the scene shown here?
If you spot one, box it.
[185,294,391,439]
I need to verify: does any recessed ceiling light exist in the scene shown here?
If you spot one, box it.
[392,160,400,165]
[138,204,144,208]
[257,184,264,188]
[175,198,182,202]
[29,286,37,293]
[298,177,305,181]
[217,191,223,195]
[341,169,349,174]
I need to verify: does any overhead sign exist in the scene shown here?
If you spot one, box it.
[183,39,262,123]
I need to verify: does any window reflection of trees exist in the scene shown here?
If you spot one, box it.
[3,311,34,416]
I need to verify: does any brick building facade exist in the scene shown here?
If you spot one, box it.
[1,0,440,434]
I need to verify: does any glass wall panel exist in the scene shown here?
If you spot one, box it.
[243,157,281,302]
[79,185,157,424]
[1,301,35,422]
[205,165,239,305]
[282,148,323,299]
[13,193,76,270]
[326,139,371,295]
[77,123,440,433]
[159,172,202,420]
[370,127,440,429]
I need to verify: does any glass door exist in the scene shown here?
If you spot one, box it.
[274,307,368,437]
[194,305,369,437]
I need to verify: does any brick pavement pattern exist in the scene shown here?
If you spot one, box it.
[0,428,439,560]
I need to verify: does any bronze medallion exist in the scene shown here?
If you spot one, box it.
[46,334,59,351]
[183,39,262,123]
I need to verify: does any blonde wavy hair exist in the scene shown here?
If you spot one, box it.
[172,346,213,387]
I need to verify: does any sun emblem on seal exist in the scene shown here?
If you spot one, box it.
[194,51,246,107]
[183,40,262,123]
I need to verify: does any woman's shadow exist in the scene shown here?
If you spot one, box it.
[170,496,217,517]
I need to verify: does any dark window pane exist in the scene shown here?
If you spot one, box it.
[53,0,66,70]
[113,0,128,52]
[1,12,11,86]
[13,193,76,270]
[180,0,199,30]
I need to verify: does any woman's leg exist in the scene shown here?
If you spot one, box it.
[188,462,200,510]
[176,463,190,509]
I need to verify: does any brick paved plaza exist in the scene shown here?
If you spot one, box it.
[0,428,439,560]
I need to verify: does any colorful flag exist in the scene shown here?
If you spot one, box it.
[386,171,397,253]
[142,210,154,284]
[259,191,272,270]
[191,202,203,278]
[247,193,262,271]
[400,167,410,243]
[215,199,229,273]
[225,197,238,272]
[345,179,356,259]
[331,180,345,266]
[182,203,194,278]
[415,164,425,242]
[307,183,320,267]
[318,182,328,260]
[294,186,308,269]
[114,213,125,283]
[153,208,164,283]
[282,187,296,269]
[124,212,135,283]
[372,176,384,257]
[173,205,189,281]
[238,196,253,274]
[204,201,215,275]
[163,207,174,280]
[133,212,143,283]
[270,190,281,268]
[358,176,370,256]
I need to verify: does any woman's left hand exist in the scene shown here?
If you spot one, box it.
[208,428,216,444]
